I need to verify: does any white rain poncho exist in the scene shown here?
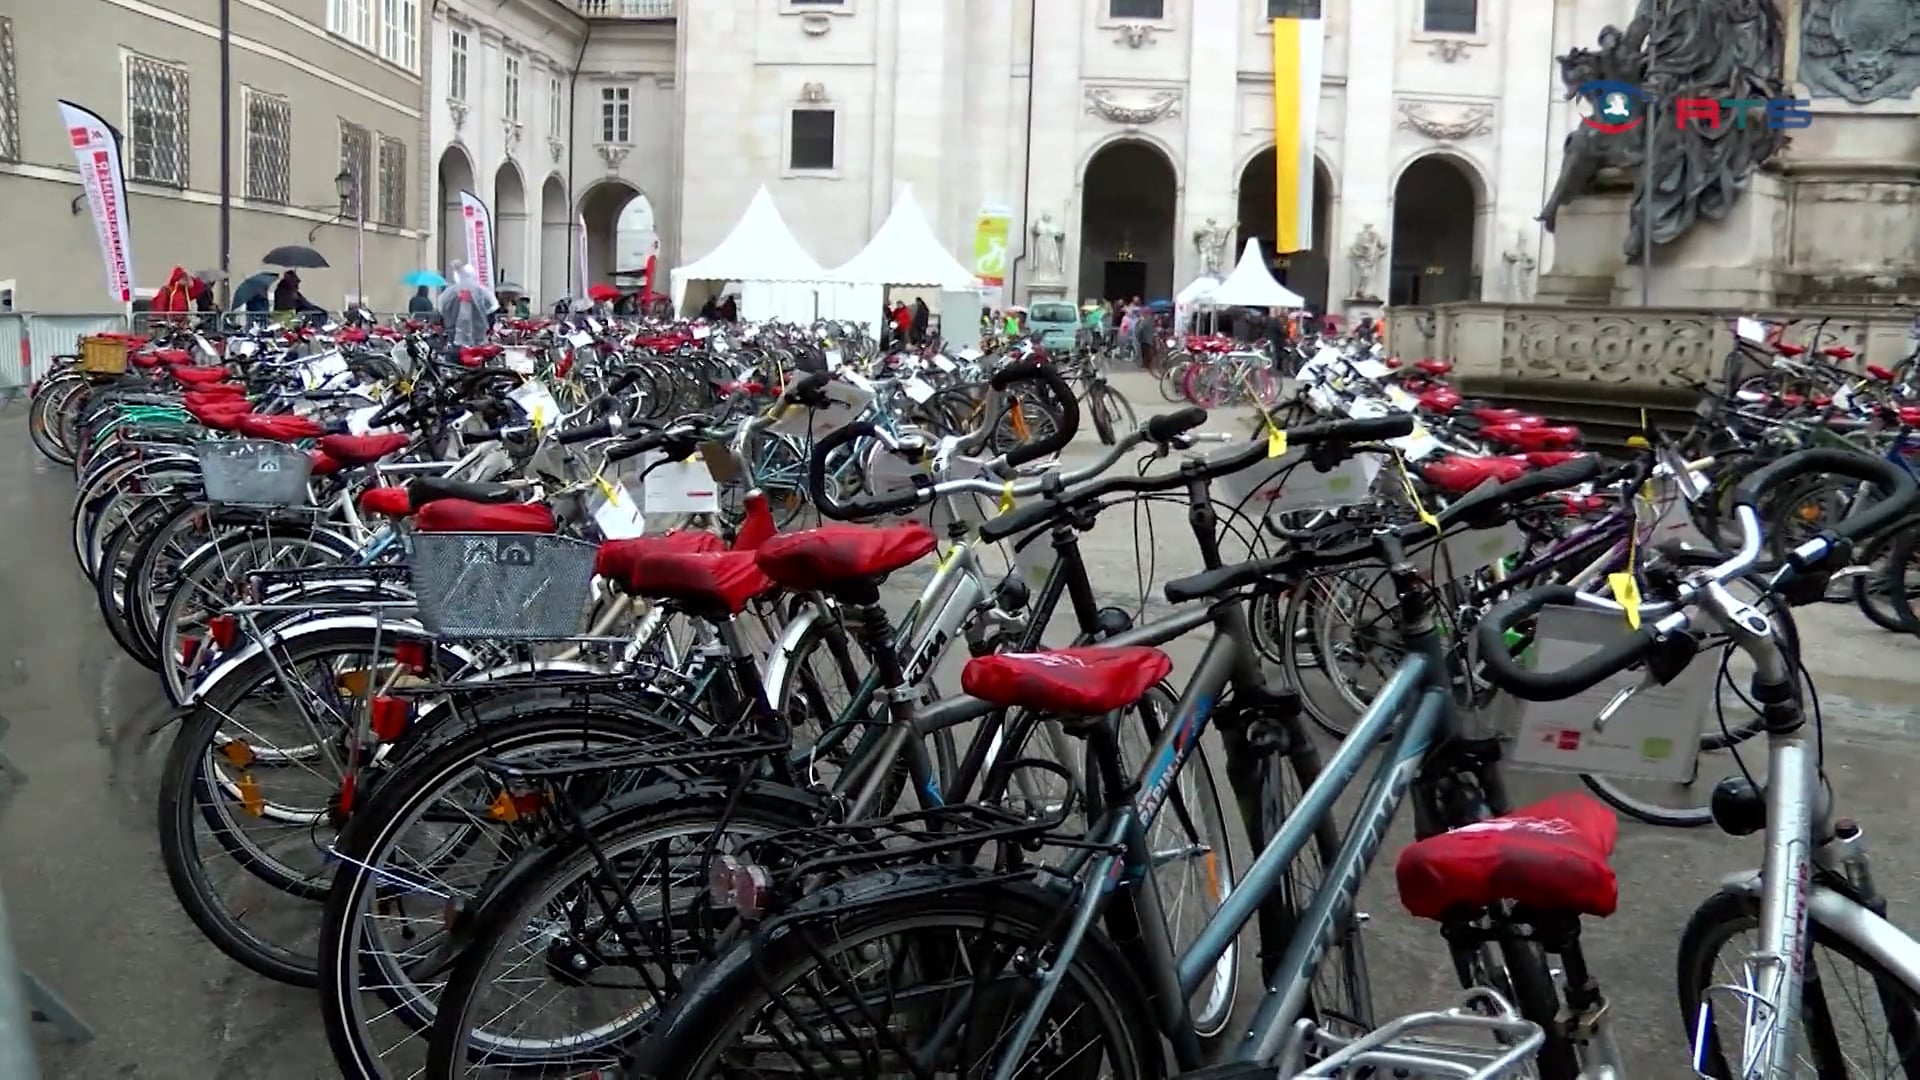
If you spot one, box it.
[436,262,499,347]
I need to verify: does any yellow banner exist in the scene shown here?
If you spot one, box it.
[973,208,1012,287]
[1271,18,1323,255]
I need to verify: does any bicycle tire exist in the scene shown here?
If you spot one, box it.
[1677,888,1920,1077]
[1887,516,1920,635]
[1851,521,1914,634]
[28,375,85,465]
[1098,385,1137,440]
[622,867,1162,1080]
[1089,384,1116,445]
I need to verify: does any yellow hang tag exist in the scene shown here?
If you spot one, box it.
[1392,455,1442,532]
[236,772,265,817]
[935,546,956,571]
[998,481,1015,514]
[1267,427,1287,458]
[1607,572,1642,630]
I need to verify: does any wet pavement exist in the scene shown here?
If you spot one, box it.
[2,380,1919,1077]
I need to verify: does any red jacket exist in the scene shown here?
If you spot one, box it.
[153,267,201,313]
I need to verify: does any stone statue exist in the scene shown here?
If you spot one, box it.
[1030,213,1066,278]
[1801,0,1920,103]
[1502,229,1538,300]
[1192,217,1232,275]
[1537,0,1788,262]
[1347,225,1387,300]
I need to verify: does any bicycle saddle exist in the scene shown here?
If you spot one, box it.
[407,476,518,508]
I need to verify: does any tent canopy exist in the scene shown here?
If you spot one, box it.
[1175,275,1220,306]
[670,187,827,311]
[827,186,980,290]
[1206,240,1306,309]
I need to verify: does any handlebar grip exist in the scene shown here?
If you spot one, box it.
[1288,413,1415,445]
[1473,585,1659,702]
[1498,453,1604,502]
[556,417,621,445]
[787,370,832,407]
[1144,406,1208,444]
[1731,448,1918,544]
[978,497,1057,544]
[366,395,412,429]
[991,361,1081,468]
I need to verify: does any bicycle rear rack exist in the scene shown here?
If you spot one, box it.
[1279,987,1543,1078]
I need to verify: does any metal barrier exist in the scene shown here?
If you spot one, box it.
[0,313,130,390]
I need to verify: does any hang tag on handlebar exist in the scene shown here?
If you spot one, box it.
[1266,428,1287,458]
[567,331,593,349]
[593,482,646,539]
[903,376,936,403]
[1735,317,1768,344]
[1606,572,1643,630]
[1507,606,1713,783]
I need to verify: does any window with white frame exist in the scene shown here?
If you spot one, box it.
[338,119,372,215]
[377,135,406,226]
[788,108,834,171]
[600,86,629,144]
[448,28,469,100]
[1267,0,1321,15]
[378,0,418,69]
[549,76,562,135]
[127,54,189,187]
[326,0,374,48]
[1423,0,1477,33]
[1108,0,1164,18]
[243,88,291,204]
[504,54,521,124]
[0,18,17,163]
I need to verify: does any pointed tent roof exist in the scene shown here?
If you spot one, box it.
[671,187,824,286]
[1206,239,1306,309]
[827,186,980,289]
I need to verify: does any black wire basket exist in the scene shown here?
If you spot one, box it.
[407,532,597,639]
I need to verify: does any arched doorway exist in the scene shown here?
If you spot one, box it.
[614,198,656,282]
[539,176,570,307]
[577,180,645,290]
[1078,140,1177,303]
[1234,150,1333,311]
[493,162,527,291]
[435,145,476,271]
[1389,155,1483,305]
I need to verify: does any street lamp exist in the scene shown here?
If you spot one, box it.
[335,168,366,308]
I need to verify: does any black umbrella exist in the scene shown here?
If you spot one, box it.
[262,244,329,269]
[229,270,279,309]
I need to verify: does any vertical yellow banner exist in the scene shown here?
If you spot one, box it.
[1271,18,1323,256]
[973,208,1011,288]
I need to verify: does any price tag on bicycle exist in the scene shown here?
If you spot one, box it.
[592,478,646,539]
[509,380,561,429]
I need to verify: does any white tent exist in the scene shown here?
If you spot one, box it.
[1206,239,1306,309]
[1174,275,1221,306]
[827,186,980,291]
[670,186,859,322]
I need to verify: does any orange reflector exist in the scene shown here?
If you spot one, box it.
[338,772,357,814]
[486,790,547,822]
[236,772,265,817]
[220,740,255,768]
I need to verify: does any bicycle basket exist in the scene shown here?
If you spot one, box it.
[195,439,314,506]
[80,336,129,375]
[407,532,597,639]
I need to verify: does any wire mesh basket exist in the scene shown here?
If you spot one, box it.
[407,532,598,639]
[79,336,129,375]
[195,439,314,506]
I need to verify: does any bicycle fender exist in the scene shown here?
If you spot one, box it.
[183,613,461,706]
[761,603,825,705]
[1712,869,1920,993]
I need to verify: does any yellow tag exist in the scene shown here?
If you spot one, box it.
[1607,572,1642,630]
[1625,435,1651,450]
[593,473,618,500]
[935,546,956,571]
[998,481,1014,514]
[236,772,265,817]
[1267,428,1287,458]
[1392,455,1442,533]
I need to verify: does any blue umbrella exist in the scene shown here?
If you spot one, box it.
[229,270,278,310]
[403,269,448,288]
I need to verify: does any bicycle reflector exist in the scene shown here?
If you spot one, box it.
[394,639,429,674]
[369,695,410,742]
[708,854,772,920]
[206,613,239,651]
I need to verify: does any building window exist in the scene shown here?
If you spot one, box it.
[1423,0,1477,34]
[338,119,372,215]
[242,88,290,204]
[378,0,418,69]
[548,76,562,134]
[127,55,189,187]
[448,29,468,100]
[0,18,17,163]
[377,135,406,226]
[600,86,629,143]
[788,108,834,171]
[1108,0,1164,19]
[326,0,374,48]
[1267,0,1322,16]
[504,54,520,124]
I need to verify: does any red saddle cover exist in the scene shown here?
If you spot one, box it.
[594,532,727,590]
[608,550,774,614]
[1421,456,1527,494]
[754,523,937,591]
[413,500,556,534]
[961,646,1173,716]
[1396,792,1619,920]
[318,433,410,468]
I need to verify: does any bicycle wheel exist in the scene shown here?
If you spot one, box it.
[1096,384,1137,440]
[28,375,86,465]
[622,868,1162,1080]
[1087,384,1116,445]
[1678,888,1920,1077]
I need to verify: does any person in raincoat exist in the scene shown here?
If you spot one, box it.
[435,262,498,347]
[152,267,203,318]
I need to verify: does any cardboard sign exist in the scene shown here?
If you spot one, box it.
[642,455,720,514]
[1213,447,1380,517]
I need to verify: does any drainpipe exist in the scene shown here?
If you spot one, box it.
[565,22,591,294]
[1007,0,1037,302]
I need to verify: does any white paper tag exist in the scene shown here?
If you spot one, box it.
[1009,533,1054,594]
[824,349,843,371]
[1384,386,1419,412]
[346,405,382,436]
[568,331,594,348]
[509,381,561,427]
[842,370,874,393]
[1213,449,1379,516]
[1391,424,1441,461]
[593,482,646,539]
[958,347,983,361]
[1735,317,1767,344]
[903,376,936,403]
[692,326,710,340]
[503,349,535,375]
[931,355,956,372]
[299,352,351,391]
[230,339,258,358]
[1353,358,1390,379]
[642,455,720,514]
[1508,606,1715,783]
[194,334,217,360]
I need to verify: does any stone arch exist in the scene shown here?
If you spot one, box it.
[1232,148,1337,312]
[434,144,477,272]
[539,174,570,307]
[1388,150,1490,304]
[1076,138,1180,304]
[492,161,527,291]
[576,178,648,291]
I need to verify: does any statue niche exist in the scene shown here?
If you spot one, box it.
[1537,0,1788,262]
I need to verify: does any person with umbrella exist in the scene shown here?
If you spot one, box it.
[403,270,445,320]
[272,271,322,321]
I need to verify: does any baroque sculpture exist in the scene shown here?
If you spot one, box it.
[1801,0,1920,103]
[1536,0,1787,261]
[1030,213,1066,278]
[1347,225,1387,301]
[1502,230,1538,300]
[1193,218,1232,275]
